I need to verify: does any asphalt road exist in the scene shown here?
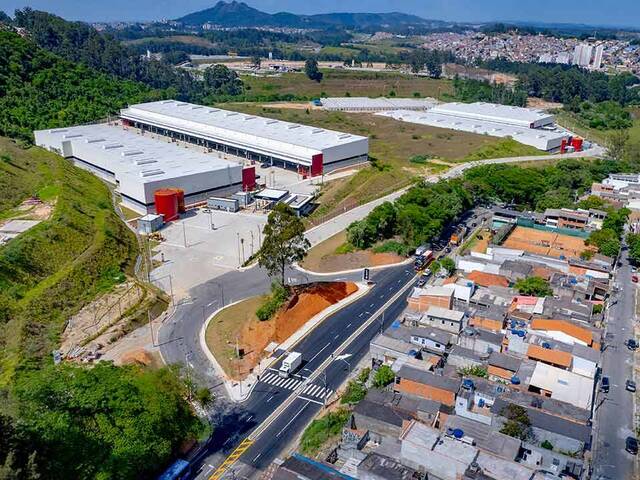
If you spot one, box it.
[187,264,415,479]
[157,265,362,391]
[592,242,637,480]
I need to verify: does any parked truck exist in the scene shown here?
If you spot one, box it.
[450,225,467,246]
[279,351,303,378]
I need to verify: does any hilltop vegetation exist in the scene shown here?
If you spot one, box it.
[0,24,205,480]
[0,30,163,142]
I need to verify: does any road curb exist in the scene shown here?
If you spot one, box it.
[294,257,413,277]
[199,281,372,403]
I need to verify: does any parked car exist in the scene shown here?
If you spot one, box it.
[600,376,610,393]
[626,379,636,392]
[626,339,639,350]
[416,273,431,287]
[632,275,638,283]
[626,436,638,455]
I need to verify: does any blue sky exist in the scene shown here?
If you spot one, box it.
[2,0,639,27]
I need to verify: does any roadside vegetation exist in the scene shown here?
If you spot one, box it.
[349,156,640,252]
[299,409,351,456]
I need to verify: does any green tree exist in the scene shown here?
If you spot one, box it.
[499,404,531,440]
[627,233,640,264]
[7,363,203,480]
[373,365,395,388]
[304,58,323,82]
[259,203,310,285]
[440,257,456,276]
[514,276,552,297]
[586,228,621,257]
[606,129,630,161]
[203,64,243,96]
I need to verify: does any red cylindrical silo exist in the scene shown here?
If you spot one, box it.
[571,137,583,152]
[171,188,185,213]
[154,189,179,222]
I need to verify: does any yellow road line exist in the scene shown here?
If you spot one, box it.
[208,438,254,480]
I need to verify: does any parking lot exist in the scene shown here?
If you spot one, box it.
[150,208,267,298]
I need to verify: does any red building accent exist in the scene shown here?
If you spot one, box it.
[311,154,323,177]
[242,166,256,191]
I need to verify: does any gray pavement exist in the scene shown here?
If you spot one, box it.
[592,241,637,480]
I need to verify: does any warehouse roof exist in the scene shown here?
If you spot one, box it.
[430,102,554,127]
[121,100,368,155]
[35,124,238,184]
[320,96,438,111]
[377,109,568,150]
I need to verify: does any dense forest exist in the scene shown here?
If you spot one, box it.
[7,9,244,104]
[480,58,640,106]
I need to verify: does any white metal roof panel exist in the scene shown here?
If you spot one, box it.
[430,102,554,127]
[120,100,368,163]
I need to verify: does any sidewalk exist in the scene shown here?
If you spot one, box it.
[198,281,371,402]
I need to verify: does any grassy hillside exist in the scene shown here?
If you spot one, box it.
[225,103,546,223]
[0,138,138,382]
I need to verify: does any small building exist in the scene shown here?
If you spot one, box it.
[421,306,466,334]
[487,352,522,383]
[137,213,163,234]
[407,285,454,311]
[459,327,504,355]
[528,362,594,410]
[466,271,510,288]
[407,326,453,354]
[447,345,485,370]
[207,196,239,212]
[357,453,419,480]
[394,366,460,406]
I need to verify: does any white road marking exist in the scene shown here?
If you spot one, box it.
[307,342,331,364]
[297,396,324,406]
[266,395,274,403]
[346,323,352,328]
[334,334,340,340]
[252,453,262,463]
[276,402,309,438]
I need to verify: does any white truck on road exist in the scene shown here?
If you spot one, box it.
[279,352,302,378]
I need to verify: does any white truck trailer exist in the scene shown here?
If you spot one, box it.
[279,351,303,378]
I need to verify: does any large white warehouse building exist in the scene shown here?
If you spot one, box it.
[430,102,555,129]
[120,100,369,173]
[378,102,569,151]
[34,124,242,214]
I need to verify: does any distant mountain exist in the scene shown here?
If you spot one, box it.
[176,1,446,29]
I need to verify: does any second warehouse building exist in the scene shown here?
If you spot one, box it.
[120,100,369,174]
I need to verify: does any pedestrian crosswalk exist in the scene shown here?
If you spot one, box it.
[259,371,334,400]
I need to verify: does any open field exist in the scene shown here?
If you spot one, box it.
[205,283,357,379]
[0,137,138,384]
[225,103,513,221]
[242,70,453,100]
[301,230,405,273]
[122,35,217,48]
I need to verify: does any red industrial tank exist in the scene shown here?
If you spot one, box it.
[171,188,185,213]
[560,138,568,154]
[154,189,179,222]
[571,137,583,152]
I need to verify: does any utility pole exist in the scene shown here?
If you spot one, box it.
[240,237,245,264]
[182,221,187,248]
[237,232,241,265]
[250,231,255,256]
[148,309,155,346]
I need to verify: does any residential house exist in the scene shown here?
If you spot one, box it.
[528,362,594,410]
[500,259,533,281]
[421,306,466,334]
[455,376,510,425]
[447,345,485,369]
[407,326,453,354]
[467,270,510,288]
[407,285,454,311]
[529,318,601,349]
[487,352,522,383]
[394,366,460,406]
[357,453,420,480]
[459,327,504,354]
